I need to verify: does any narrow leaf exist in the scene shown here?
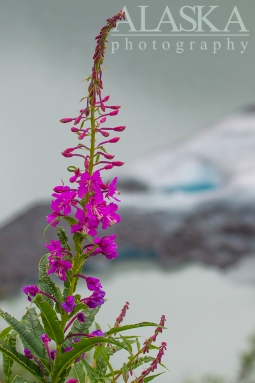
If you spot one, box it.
[3,331,17,383]
[12,376,29,383]
[64,216,77,226]
[38,254,63,307]
[53,337,123,381]
[0,326,11,341]
[34,295,64,344]
[106,322,161,336]
[81,359,100,383]
[0,308,45,359]
[143,372,165,383]
[71,360,86,383]
[122,363,128,383]
[0,344,44,382]
[22,308,45,344]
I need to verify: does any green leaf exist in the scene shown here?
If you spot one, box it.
[143,372,165,383]
[3,331,17,383]
[71,360,86,383]
[136,337,141,352]
[64,216,77,226]
[63,306,100,349]
[0,344,44,382]
[38,254,63,307]
[12,376,29,383]
[106,322,161,336]
[122,363,128,383]
[118,335,133,355]
[22,308,45,345]
[57,227,71,251]
[0,308,45,359]
[12,375,29,383]
[34,295,64,344]
[129,356,154,371]
[81,359,99,383]
[0,326,12,341]
[53,337,124,382]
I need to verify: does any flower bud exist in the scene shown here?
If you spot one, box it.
[71,127,79,132]
[112,161,124,167]
[100,117,107,124]
[109,110,119,116]
[113,126,126,132]
[109,137,120,143]
[74,115,82,125]
[98,130,109,137]
[60,118,74,123]
[103,153,115,160]
[102,95,110,102]
[110,106,121,110]
[104,164,114,170]
[78,132,86,140]
[84,107,90,117]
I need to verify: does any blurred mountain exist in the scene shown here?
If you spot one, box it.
[1,107,255,295]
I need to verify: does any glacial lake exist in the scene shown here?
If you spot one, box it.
[1,260,255,383]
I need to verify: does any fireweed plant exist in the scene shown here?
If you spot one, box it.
[0,10,167,383]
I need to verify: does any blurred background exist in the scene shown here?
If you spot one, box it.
[1,0,255,382]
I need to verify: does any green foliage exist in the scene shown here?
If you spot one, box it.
[12,375,29,383]
[38,254,63,307]
[3,331,17,383]
[63,306,100,349]
[106,322,161,336]
[22,308,45,346]
[0,308,45,359]
[70,361,86,383]
[56,227,71,251]
[34,295,64,345]
[0,327,12,341]
[0,344,44,382]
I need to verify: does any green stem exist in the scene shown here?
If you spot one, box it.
[89,106,95,175]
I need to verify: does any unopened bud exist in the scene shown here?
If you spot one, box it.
[104,164,114,170]
[112,161,124,167]
[78,132,86,140]
[102,95,110,102]
[71,127,79,132]
[113,126,126,132]
[60,118,74,123]
[74,115,82,125]
[100,117,107,124]
[109,137,120,143]
[103,153,115,160]
[109,110,119,116]
[110,105,121,110]
[84,107,90,117]
[99,131,109,137]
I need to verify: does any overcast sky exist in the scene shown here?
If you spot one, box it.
[0,0,255,224]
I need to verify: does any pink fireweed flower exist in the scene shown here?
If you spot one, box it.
[92,234,118,259]
[62,296,76,313]
[87,329,105,337]
[78,170,102,198]
[48,258,72,282]
[77,312,86,322]
[46,211,61,227]
[23,285,40,301]
[66,379,78,383]
[71,208,98,236]
[44,240,66,259]
[101,202,121,229]
[51,189,78,215]
[81,290,106,308]
[74,274,103,291]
